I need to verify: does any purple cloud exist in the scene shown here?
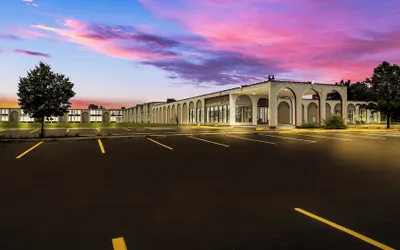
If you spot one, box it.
[14,49,51,58]
[0,34,21,40]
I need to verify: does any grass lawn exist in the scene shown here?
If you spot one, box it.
[0,122,179,129]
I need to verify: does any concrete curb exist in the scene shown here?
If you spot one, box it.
[279,128,400,134]
[0,131,280,143]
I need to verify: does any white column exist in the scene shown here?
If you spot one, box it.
[320,98,326,125]
[295,97,302,127]
[342,100,348,124]
[268,86,278,128]
[229,94,236,126]
[366,109,371,123]
[303,103,308,123]
[377,111,381,123]
[251,97,258,125]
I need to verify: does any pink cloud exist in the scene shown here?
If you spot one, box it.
[11,28,48,39]
[22,0,33,2]
[14,49,50,58]
[139,0,400,82]
[31,19,179,61]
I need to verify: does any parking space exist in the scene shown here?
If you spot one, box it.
[0,132,399,249]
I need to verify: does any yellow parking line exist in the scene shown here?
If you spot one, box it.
[296,133,352,141]
[294,208,394,250]
[188,136,230,148]
[30,128,40,133]
[16,142,43,159]
[96,128,101,132]
[112,237,128,250]
[66,129,70,133]
[147,137,173,150]
[259,134,317,143]
[98,139,105,154]
[122,128,131,131]
[226,135,275,145]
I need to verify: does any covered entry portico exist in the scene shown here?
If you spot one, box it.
[227,81,348,128]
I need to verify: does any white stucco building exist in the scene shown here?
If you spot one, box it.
[139,79,381,128]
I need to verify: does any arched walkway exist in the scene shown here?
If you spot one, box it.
[82,112,89,123]
[326,90,343,118]
[103,112,110,123]
[167,106,171,124]
[276,88,296,126]
[235,95,252,123]
[326,103,332,119]
[303,89,321,124]
[182,103,188,124]
[189,102,195,123]
[177,104,181,124]
[307,102,318,123]
[278,101,291,124]
[196,100,202,123]
[334,103,342,116]
[172,105,176,124]
[347,104,356,122]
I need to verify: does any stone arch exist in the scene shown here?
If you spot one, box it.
[195,100,202,123]
[189,101,195,123]
[326,103,332,119]
[276,87,296,126]
[307,102,318,123]
[163,106,166,123]
[177,104,182,124]
[278,101,291,124]
[326,90,343,118]
[235,95,252,123]
[10,111,19,122]
[347,103,356,122]
[102,112,110,123]
[82,112,89,123]
[167,106,171,124]
[303,88,321,124]
[172,105,176,124]
[182,103,188,124]
[334,103,342,116]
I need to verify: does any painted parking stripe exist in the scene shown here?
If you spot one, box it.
[66,129,70,133]
[147,137,173,150]
[30,128,40,133]
[96,128,102,132]
[112,237,128,250]
[296,133,352,141]
[294,208,394,250]
[259,134,317,143]
[98,139,106,154]
[325,133,385,140]
[122,128,131,131]
[188,136,230,148]
[16,142,44,159]
[226,135,275,145]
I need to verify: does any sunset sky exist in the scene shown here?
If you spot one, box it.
[1,0,399,108]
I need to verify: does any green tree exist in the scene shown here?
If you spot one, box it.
[366,61,400,128]
[17,62,75,137]
[88,104,99,109]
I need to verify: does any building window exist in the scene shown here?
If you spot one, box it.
[0,109,9,122]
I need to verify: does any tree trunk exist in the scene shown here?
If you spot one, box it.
[386,113,390,129]
[41,115,45,137]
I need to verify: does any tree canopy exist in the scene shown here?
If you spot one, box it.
[366,61,400,128]
[88,104,99,109]
[17,61,75,136]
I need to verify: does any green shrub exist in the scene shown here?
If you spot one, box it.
[300,122,320,128]
[323,115,347,129]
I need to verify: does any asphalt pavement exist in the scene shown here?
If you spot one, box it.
[0,132,399,250]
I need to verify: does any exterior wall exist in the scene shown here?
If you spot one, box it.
[0,108,124,123]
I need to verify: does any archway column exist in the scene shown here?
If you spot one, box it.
[320,98,326,125]
[295,98,302,127]
[250,96,259,126]
[304,104,308,123]
[268,86,278,128]
[229,94,237,126]
[366,109,371,123]
[342,99,348,124]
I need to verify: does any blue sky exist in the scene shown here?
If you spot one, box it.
[1,0,399,108]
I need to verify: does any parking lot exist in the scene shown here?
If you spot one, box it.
[1,131,400,250]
